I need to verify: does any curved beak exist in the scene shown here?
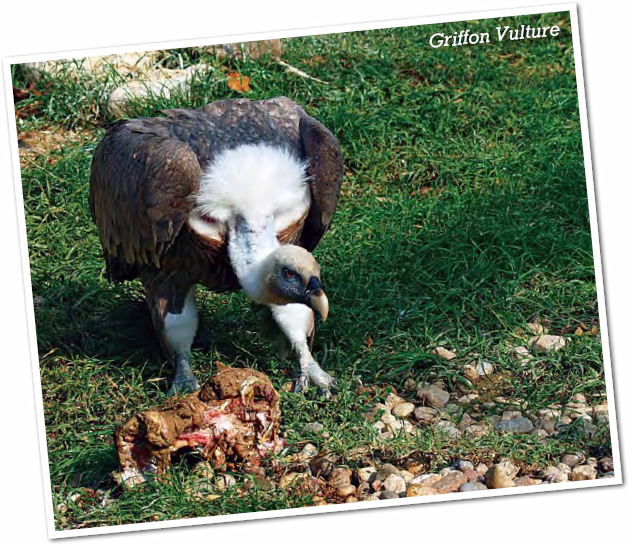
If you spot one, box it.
[305,276,329,322]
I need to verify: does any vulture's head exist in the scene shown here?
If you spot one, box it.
[260,245,329,321]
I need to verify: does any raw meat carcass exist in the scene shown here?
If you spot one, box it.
[114,364,285,487]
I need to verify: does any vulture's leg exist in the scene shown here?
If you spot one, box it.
[269,303,335,397]
[145,281,200,395]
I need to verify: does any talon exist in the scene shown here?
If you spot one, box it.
[293,375,310,394]
[168,375,200,396]
[295,362,335,397]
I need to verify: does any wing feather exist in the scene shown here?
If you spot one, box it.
[89,119,202,281]
[297,110,344,251]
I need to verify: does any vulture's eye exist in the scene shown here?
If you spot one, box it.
[282,268,297,281]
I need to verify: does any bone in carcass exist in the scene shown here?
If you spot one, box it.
[114,364,285,487]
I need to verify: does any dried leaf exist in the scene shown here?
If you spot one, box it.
[227,71,250,93]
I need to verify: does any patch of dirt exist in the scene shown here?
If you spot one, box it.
[17,128,92,170]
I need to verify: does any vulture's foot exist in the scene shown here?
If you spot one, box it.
[168,375,200,396]
[167,357,200,396]
[294,361,336,399]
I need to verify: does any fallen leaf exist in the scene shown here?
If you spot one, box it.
[227,71,250,93]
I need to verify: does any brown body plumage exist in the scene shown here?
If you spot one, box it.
[89,97,343,394]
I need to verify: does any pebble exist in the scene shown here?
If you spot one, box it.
[464,423,490,437]
[592,403,609,423]
[511,346,532,365]
[532,429,549,440]
[495,415,534,434]
[542,466,569,483]
[357,466,377,483]
[557,463,572,474]
[278,473,301,490]
[249,476,275,492]
[526,322,547,335]
[403,378,417,392]
[458,393,479,404]
[380,491,400,500]
[459,482,488,492]
[571,465,597,481]
[456,460,475,472]
[462,468,482,483]
[309,455,336,478]
[497,460,519,478]
[437,421,462,438]
[579,419,598,438]
[514,476,542,487]
[305,422,325,435]
[476,463,489,476]
[459,413,475,428]
[433,471,467,494]
[328,466,353,488]
[385,393,406,409]
[345,495,359,503]
[476,361,495,376]
[536,415,556,434]
[418,384,450,408]
[401,419,415,434]
[392,402,415,418]
[364,403,388,422]
[572,393,587,404]
[561,453,586,468]
[565,402,591,419]
[599,457,614,473]
[433,346,457,361]
[373,420,386,434]
[193,461,215,481]
[410,473,442,487]
[463,364,479,382]
[381,412,397,426]
[529,335,566,354]
[445,403,461,415]
[375,464,400,482]
[356,481,371,499]
[337,484,357,498]
[383,474,406,494]
[414,406,441,424]
[215,474,237,492]
[485,466,516,489]
[406,484,439,497]
[399,470,415,484]
[300,443,318,460]
[406,460,427,475]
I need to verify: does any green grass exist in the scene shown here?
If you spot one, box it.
[13,11,609,530]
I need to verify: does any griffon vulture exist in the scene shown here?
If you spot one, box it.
[89,97,343,396]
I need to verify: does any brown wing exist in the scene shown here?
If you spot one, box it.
[297,110,344,252]
[89,119,202,282]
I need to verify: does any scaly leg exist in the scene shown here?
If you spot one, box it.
[145,279,200,395]
[269,303,335,397]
